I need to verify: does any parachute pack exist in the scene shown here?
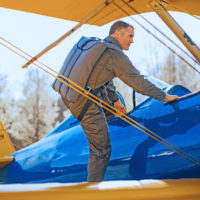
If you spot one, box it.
[52,36,121,103]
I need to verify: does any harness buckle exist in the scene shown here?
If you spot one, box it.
[84,86,92,95]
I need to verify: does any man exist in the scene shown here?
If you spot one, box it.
[62,20,178,182]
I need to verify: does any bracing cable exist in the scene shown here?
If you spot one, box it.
[112,0,200,74]
[121,0,200,68]
[21,0,114,69]
[0,38,200,167]
[0,0,200,165]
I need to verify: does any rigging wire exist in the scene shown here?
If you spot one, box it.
[21,0,114,69]
[121,0,200,68]
[0,38,200,167]
[0,0,122,82]
[0,37,28,81]
[0,0,200,165]
[113,0,200,74]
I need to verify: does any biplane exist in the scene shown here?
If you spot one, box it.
[0,0,200,188]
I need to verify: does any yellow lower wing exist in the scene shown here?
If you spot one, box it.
[0,121,15,168]
[0,156,13,168]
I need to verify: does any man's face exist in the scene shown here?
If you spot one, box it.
[112,26,134,50]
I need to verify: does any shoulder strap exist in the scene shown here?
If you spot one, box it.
[77,86,103,121]
[105,42,122,52]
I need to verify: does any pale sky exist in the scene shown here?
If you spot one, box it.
[0,7,200,98]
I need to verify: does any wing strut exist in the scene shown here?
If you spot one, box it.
[114,0,200,74]
[21,0,113,69]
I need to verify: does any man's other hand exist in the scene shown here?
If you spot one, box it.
[164,94,179,102]
[113,100,126,114]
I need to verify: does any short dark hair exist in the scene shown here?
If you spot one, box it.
[109,21,133,35]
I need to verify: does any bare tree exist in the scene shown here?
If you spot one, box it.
[0,75,15,131]
[154,52,200,91]
[11,69,60,145]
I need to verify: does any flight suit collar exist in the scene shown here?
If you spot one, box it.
[104,36,123,50]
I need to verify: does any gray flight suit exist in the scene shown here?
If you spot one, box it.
[62,36,166,182]
[100,80,119,117]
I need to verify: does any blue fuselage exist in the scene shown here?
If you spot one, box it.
[1,85,200,183]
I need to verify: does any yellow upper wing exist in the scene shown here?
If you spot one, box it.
[0,0,199,26]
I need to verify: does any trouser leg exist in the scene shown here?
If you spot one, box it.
[80,103,111,182]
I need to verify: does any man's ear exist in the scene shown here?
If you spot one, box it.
[111,30,120,39]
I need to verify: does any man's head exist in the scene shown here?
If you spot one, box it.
[109,21,134,50]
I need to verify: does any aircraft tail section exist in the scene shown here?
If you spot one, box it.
[0,121,14,168]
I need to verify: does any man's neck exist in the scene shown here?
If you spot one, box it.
[104,36,122,50]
